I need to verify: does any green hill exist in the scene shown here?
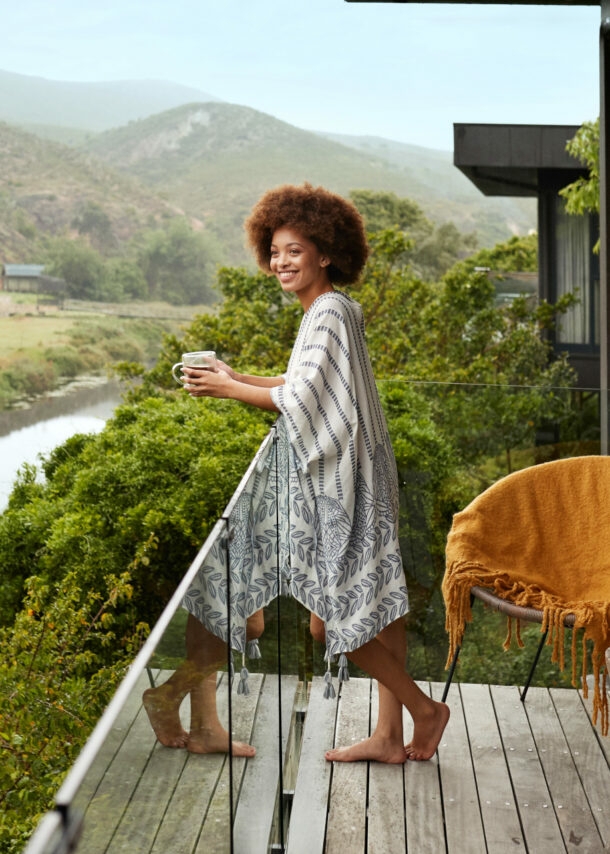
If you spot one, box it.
[82,102,535,259]
[318,132,536,241]
[0,74,537,271]
[0,122,189,262]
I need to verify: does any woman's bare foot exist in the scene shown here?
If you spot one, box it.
[325,733,407,764]
[142,687,189,748]
[404,701,450,761]
[187,727,256,757]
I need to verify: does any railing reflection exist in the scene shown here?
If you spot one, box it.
[25,379,601,854]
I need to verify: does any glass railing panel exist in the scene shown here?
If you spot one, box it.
[30,430,283,854]
[51,516,233,854]
[382,378,601,688]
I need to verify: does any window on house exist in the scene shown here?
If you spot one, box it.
[555,199,598,347]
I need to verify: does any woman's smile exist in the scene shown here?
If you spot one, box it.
[270,226,333,310]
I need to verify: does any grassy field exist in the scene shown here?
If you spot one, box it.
[0,294,210,409]
[0,315,79,359]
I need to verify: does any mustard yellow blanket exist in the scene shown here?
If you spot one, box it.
[442,456,610,734]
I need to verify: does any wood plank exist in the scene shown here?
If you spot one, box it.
[551,687,610,847]
[286,676,339,854]
[148,674,229,854]
[77,705,159,853]
[579,679,610,764]
[324,677,372,854]
[524,687,605,853]
[104,738,190,852]
[112,674,223,852]
[194,672,264,854]
[150,751,227,854]
[367,680,406,854]
[74,670,159,817]
[63,668,610,854]
[459,682,524,851]
[491,685,566,853]
[403,682,445,854]
[433,681,486,854]
[233,674,299,853]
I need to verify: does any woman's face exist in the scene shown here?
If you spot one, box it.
[269,227,331,310]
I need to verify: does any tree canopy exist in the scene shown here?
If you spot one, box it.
[44,216,222,304]
[560,118,600,251]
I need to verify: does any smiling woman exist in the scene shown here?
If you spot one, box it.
[151,183,450,766]
[269,227,332,309]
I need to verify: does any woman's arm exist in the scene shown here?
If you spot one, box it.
[216,360,285,389]
[183,366,281,412]
[231,372,285,389]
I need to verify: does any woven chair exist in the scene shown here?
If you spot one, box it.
[441,456,610,733]
[442,585,576,703]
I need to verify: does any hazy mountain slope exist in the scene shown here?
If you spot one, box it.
[0,122,187,260]
[0,69,220,132]
[0,70,538,268]
[84,102,440,205]
[319,132,536,240]
[83,102,536,256]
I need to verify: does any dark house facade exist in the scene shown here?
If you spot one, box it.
[454,123,599,389]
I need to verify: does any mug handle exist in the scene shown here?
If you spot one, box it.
[171,362,185,384]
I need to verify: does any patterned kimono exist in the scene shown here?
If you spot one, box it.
[271,291,408,654]
[183,290,408,664]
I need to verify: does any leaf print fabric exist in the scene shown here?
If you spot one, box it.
[183,291,408,657]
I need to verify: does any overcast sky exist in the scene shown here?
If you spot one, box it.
[2,0,602,151]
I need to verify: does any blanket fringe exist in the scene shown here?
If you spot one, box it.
[443,561,609,736]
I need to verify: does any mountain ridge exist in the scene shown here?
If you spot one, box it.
[0,69,220,132]
[81,101,535,254]
[0,71,536,266]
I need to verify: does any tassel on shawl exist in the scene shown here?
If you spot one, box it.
[338,653,350,683]
[322,647,345,697]
[323,669,336,700]
[237,667,250,695]
[247,639,261,660]
[234,642,260,697]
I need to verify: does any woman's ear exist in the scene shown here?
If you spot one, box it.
[321,257,330,267]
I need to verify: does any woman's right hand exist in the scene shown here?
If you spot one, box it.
[216,359,236,379]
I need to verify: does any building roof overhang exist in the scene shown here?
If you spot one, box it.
[346,1,600,5]
[454,123,588,197]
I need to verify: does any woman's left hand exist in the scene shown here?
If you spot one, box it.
[183,367,233,398]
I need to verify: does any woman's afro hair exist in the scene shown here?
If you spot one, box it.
[245,183,369,286]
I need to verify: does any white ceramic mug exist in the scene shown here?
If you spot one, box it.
[171,351,218,384]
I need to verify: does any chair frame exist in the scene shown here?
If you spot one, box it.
[442,585,576,704]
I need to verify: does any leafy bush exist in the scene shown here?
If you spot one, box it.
[0,394,271,848]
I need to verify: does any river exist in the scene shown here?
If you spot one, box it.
[0,378,123,512]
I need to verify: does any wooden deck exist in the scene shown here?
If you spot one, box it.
[74,672,610,853]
